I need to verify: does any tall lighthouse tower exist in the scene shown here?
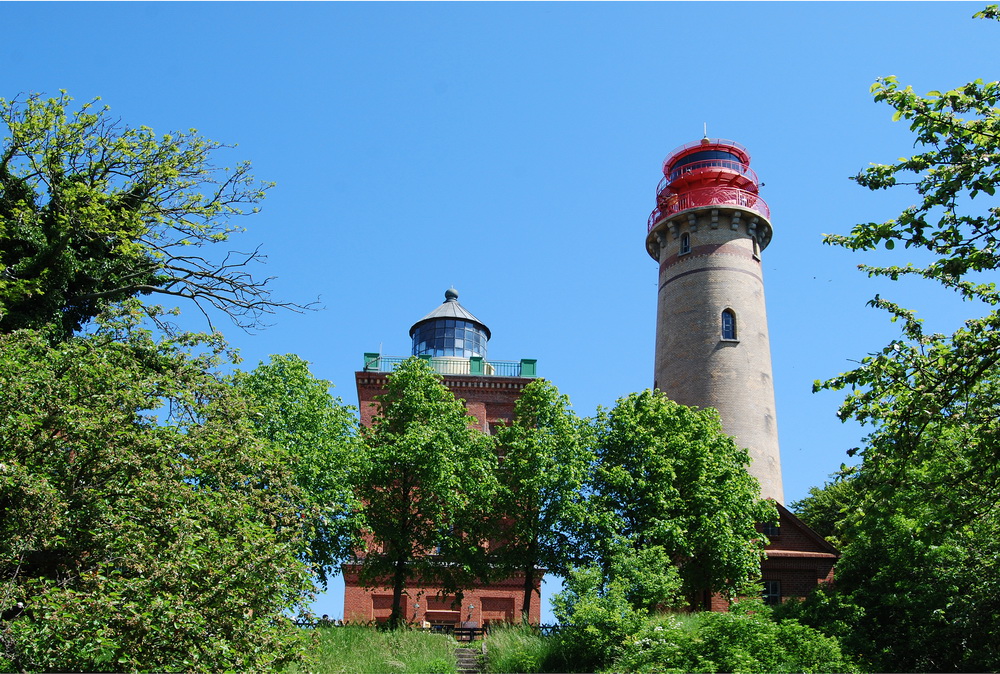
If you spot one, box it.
[645,137,784,503]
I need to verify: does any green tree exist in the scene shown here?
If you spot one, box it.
[492,379,593,621]
[816,7,1000,669]
[588,390,774,608]
[353,357,498,628]
[789,469,859,547]
[0,92,306,340]
[234,354,361,586]
[0,315,314,672]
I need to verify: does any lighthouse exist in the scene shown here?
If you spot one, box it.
[645,137,784,503]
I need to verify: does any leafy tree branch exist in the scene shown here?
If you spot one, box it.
[0,91,314,340]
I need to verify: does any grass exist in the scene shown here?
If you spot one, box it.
[288,624,459,674]
[482,624,563,674]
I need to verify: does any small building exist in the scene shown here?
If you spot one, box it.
[342,288,542,626]
[760,503,838,605]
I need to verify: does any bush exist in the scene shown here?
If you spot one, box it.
[772,584,865,644]
[551,566,647,672]
[612,613,700,674]
[612,601,856,674]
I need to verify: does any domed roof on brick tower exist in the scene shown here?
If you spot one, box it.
[408,288,491,339]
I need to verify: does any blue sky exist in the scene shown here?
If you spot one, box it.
[4,1,996,622]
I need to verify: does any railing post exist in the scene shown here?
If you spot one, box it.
[520,359,537,377]
[363,353,380,371]
[469,356,484,375]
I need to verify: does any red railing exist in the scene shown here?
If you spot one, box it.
[662,138,751,171]
[647,187,771,231]
[659,159,759,190]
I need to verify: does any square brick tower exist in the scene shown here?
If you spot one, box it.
[343,288,542,626]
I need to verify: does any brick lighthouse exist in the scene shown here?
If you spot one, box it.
[645,137,784,503]
[345,289,542,625]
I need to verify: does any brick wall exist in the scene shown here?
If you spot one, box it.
[349,369,541,625]
[356,372,530,433]
[760,503,838,600]
[342,565,541,625]
[647,205,783,503]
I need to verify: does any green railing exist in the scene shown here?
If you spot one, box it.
[363,354,537,378]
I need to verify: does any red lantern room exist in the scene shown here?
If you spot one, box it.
[647,137,771,246]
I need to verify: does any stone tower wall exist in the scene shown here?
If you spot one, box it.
[648,205,784,502]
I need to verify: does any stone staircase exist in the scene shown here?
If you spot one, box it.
[455,646,481,674]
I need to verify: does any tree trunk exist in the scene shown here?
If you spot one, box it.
[389,553,407,629]
[521,538,538,623]
[521,563,536,623]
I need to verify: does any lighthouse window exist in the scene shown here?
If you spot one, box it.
[670,150,745,180]
[680,232,691,255]
[411,319,489,359]
[722,309,737,340]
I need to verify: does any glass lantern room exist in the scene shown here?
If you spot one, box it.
[409,288,490,359]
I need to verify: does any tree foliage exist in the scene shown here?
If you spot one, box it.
[0,315,314,672]
[352,357,498,628]
[789,469,859,548]
[234,354,361,586]
[0,92,306,340]
[0,94,327,670]
[492,379,593,621]
[550,564,648,672]
[613,601,856,674]
[587,389,774,607]
[813,7,1000,670]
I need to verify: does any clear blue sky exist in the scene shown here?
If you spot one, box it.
[4,1,996,622]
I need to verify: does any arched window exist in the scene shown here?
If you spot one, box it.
[722,309,737,340]
[680,232,691,255]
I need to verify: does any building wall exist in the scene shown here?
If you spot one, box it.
[343,566,541,625]
[760,502,838,601]
[347,369,540,625]
[701,503,837,612]
[356,372,532,433]
[648,206,783,503]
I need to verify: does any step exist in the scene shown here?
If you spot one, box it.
[455,646,481,674]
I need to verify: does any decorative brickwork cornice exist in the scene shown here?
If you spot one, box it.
[659,265,763,291]
[659,241,759,273]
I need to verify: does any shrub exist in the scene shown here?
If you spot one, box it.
[551,566,647,672]
[612,614,699,674]
[612,601,856,674]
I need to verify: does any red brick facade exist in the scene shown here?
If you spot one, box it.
[760,502,837,601]
[700,502,838,612]
[342,566,540,626]
[355,372,531,433]
[343,369,542,626]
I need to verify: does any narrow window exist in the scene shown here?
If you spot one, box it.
[680,232,691,255]
[762,580,781,605]
[722,309,737,340]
